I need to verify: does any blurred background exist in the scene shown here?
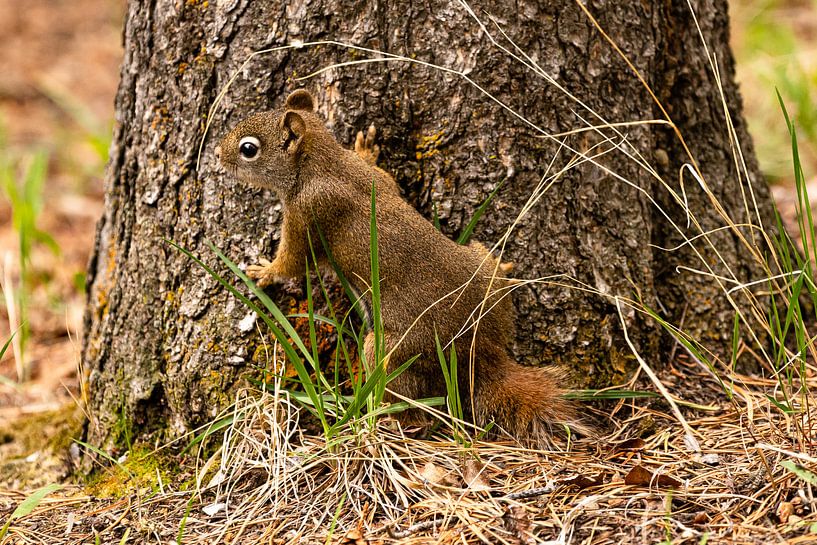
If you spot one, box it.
[0,0,815,416]
[0,0,124,418]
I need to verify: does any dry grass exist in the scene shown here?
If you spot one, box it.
[2,354,816,544]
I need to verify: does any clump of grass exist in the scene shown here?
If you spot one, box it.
[758,92,816,446]
[0,125,59,382]
[434,334,483,447]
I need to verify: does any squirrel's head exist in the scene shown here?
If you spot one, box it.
[216,89,317,198]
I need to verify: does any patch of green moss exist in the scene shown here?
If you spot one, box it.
[0,404,84,489]
[86,444,178,499]
[0,404,84,457]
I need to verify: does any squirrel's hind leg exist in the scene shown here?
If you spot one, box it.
[363,331,441,430]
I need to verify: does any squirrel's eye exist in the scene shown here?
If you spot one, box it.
[239,136,261,161]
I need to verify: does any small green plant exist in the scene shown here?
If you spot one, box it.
[759,92,816,443]
[456,178,506,245]
[435,333,470,446]
[0,132,59,381]
[0,483,62,541]
[176,495,196,545]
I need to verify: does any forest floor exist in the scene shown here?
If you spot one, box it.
[2,363,817,545]
[1,0,817,544]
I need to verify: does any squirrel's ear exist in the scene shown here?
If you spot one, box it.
[282,111,307,154]
[284,89,315,112]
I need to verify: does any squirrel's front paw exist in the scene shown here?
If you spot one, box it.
[354,124,380,166]
[247,258,279,288]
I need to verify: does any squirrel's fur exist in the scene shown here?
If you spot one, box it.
[217,89,588,445]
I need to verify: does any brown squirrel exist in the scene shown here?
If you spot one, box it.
[216,89,587,445]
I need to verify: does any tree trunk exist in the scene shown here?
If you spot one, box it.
[82,0,776,449]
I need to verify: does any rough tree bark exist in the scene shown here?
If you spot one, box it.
[82,0,776,448]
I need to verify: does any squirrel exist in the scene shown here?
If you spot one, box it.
[216,89,588,445]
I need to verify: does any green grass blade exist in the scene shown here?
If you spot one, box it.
[168,240,327,431]
[766,278,786,370]
[367,180,386,416]
[457,177,506,245]
[286,313,355,337]
[385,354,420,383]
[370,182,382,364]
[432,201,441,231]
[766,394,795,414]
[782,274,806,348]
[449,341,462,423]
[325,492,347,545]
[773,208,793,272]
[367,396,446,417]
[778,90,817,272]
[642,305,730,396]
[434,331,465,443]
[781,460,817,485]
[0,331,15,360]
[177,496,195,545]
[205,241,314,365]
[0,484,62,541]
[73,440,132,476]
[181,414,236,455]
[435,331,451,387]
[315,224,367,323]
[304,258,325,417]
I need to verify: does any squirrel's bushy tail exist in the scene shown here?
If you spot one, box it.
[473,356,592,447]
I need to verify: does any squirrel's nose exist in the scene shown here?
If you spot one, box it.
[215,145,222,161]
